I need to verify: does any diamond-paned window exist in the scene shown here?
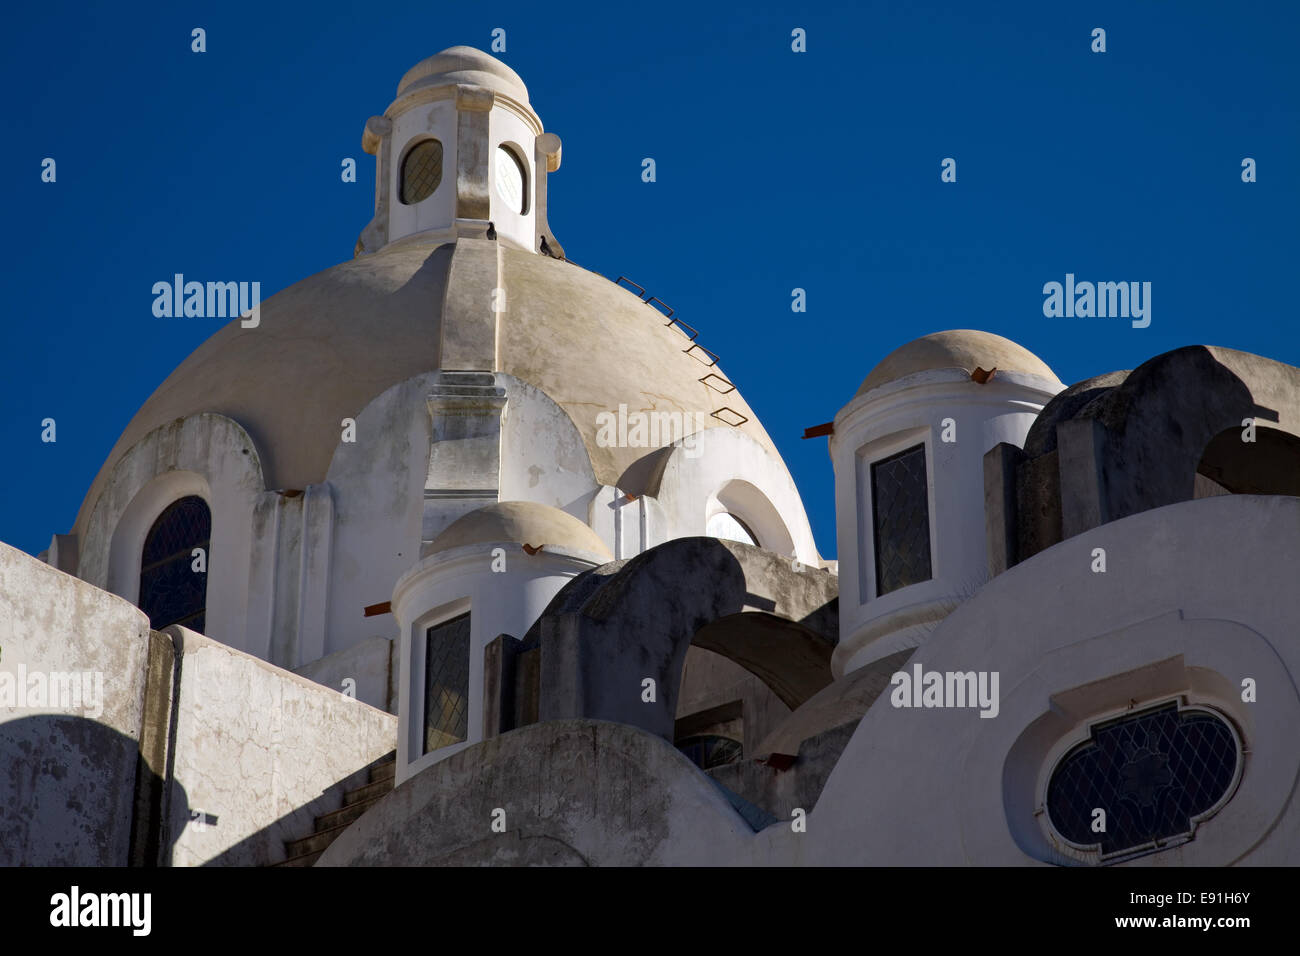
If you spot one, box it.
[676,734,743,771]
[1046,703,1240,861]
[424,612,471,754]
[871,444,932,596]
[400,139,443,205]
[139,495,210,633]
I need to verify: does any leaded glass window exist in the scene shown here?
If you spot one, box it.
[424,612,471,754]
[139,495,210,633]
[871,444,932,596]
[400,139,443,205]
[1046,703,1239,861]
[676,734,742,771]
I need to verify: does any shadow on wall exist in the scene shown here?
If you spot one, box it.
[515,537,838,744]
[1007,345,1300,565]
[0,715,188,867]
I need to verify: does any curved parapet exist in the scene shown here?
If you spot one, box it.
[316,719,762,866]
[525,537,838,741]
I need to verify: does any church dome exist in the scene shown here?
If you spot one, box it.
[396,45,530,102]
[72,242,784,538]
[856,330,1060,397]
[423,501,612,560]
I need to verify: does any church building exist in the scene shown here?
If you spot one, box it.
[3,46,1298,867]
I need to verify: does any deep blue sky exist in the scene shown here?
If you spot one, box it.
[4,1,1296,560]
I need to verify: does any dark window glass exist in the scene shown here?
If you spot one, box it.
[400,139,443,205]
[676,734,742,771]
[140,495,210,633]
[871,444,932,596]
[1047,703,1239,861]
[424,612,471,754]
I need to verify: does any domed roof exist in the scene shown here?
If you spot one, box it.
[424,501,612,560]
[396,46,530,103]
[856,330,1060,397]
[72,241,785,537]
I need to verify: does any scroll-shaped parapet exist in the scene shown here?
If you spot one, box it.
[354,46,565,257]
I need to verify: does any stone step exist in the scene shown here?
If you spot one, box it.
[271,849,323,868]
[369,759,396,785]
[315,794,386,833]
[285,821,354,859]
[343,778,394,806]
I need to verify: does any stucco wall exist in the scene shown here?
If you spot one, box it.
[165,626,398,866]
[317,719,758,866]
[806,493,1300,866]
[0,542,153,865]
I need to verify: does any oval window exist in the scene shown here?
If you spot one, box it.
[1046,702,1239,861]
[400,139,443,205]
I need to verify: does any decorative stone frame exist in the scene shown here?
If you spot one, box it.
[1038,696,1245,866]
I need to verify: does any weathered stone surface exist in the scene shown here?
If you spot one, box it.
[165,626,398,866]
[530,537,837,740]
[317,719,758,866]
[0,542,152,865]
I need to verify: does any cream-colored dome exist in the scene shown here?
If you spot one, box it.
[423,501,612,560]
[857,330,1060,397]
[72,243,784,538]
[396,46,530,102]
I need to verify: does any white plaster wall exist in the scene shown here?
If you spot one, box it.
[322,371,602,671]
[488,108,538,251]
[803,494,1300,866]
[589,486,665,559]
[165,626,397,867]
[830,369,1061,675]
[498,375,600,521]
[323,372,441,661]
[294,635,395,713]
[78,413,266,656]
[390,543,606,785]
[0,542,152,865]
[387,99,459,242]
[384,99,538,251]
[654,427,820,565]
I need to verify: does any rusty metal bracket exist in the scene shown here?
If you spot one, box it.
[645,296,674,318]
[684,343,720,367]
[666,317,699,341]
[711,407,749,427]
[699,372,735,394]
[615,276,645,297]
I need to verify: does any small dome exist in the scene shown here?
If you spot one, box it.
[396,46,530,103]
[856,330,1060,397]
[424,501,612,560]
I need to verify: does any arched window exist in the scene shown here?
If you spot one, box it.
[424,611,471,754]
[494,144,528,214]
[400,139,443,205]
[1046,702,1239,862]
[706,511,759,547]
[139,496,211,633]
[870,443,932,596]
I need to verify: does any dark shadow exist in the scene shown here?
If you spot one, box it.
[1197,425,1300,496]
[0,715,187,867]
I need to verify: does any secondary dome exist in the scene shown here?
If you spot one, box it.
[395,46,530,102]
[856,330,1060,397]
[424,501,613,560]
